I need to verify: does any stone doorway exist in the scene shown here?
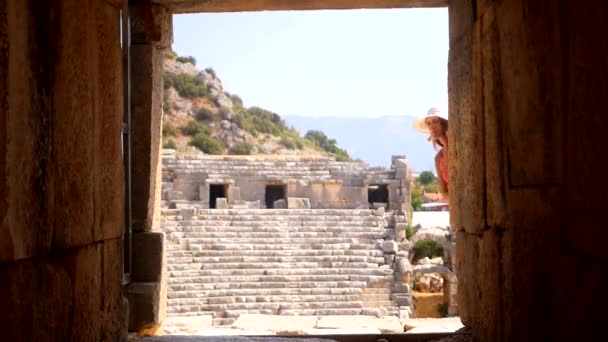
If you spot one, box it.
[368,184,389,209]
[209,184,227,208]
[265,184,286,208]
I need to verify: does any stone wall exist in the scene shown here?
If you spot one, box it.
[161,153,411,211]
[0,0,126,340]
[450,0,608,341]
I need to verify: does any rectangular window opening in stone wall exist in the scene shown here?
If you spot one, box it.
[265,184,286,208]
[209,184,227,208]
[368,184,389,210]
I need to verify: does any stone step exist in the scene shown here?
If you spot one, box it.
[168,287,368,298]
[181,243,381,251]
[361,300,397,308]
[168,291,392,302]
[167,231,388,239]
[163,209,376,216]
[169,282,391,292]
[168,261,381,272]
[167,221,381,228]
[164,226,387,234]
[167,255,386,265]
[169,294,364,306]
[169,268,393,279]
[190,249,385,258]
[194,209,375,216]
[165,220,381,227]
[167,301,377,315]
[168,274,394,285]
[169,308,398,324]
[177,237,383,245]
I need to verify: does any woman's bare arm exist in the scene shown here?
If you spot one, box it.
[435,151,448,196]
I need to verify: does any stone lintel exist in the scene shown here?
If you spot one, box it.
[130,2,172,49]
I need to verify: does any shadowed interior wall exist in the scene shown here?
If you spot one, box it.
[0,0,126,340]
[449,0,608,341]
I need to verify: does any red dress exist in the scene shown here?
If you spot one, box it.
[437,150,448,186]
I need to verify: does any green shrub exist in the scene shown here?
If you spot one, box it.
[163,50,177,60]
[424,182,440,194]
[234,107,287,137]
[231,142,253,155]
[304,130,352,161]
[406,224,415,240]
[195,107,214,121]
[163,92,172,114]
[204,67,216,78]
[182,121,210,136]
[230,94,243,109]
[189,133,224,154]
[280,136,297,149]
[164,72,209,99]
[176,56,196,65]
[218,106,231,119]
[280,134,305,150]
[411,185,424,211]
[162,123,177,137]
[411,240,444,263]
[163,138,177,149]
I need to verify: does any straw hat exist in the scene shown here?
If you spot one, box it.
[413,107,448,133]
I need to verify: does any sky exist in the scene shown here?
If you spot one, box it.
[171,8,449,119]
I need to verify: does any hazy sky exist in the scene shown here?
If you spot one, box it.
[172,8,448,118]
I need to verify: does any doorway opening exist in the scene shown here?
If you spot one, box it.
[265,184,286,208]
[368,184,389,209]
[209,184,227,208]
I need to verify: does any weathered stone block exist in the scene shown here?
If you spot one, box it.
[126,282,163,331]
[456,231,479,327]
[382,240,398,254]
[0,259,72,341]
[179,207,194,220]
[130,44,163,232]
[477,229,501,341]
[216,197,229,209]
[61,243,103,341]
[273,199,287,209]
[131,231,165,282]
[449,0,475,43]
[481,6,507,228]
[100,238,127,342]
[497,1,564,187]
[448,19,485,234]
[130,2,172,49]
[287,197,311,209]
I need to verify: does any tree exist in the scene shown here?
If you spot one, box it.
[411,185,424,211]
[424,182,439,194]
[419,171,436,186]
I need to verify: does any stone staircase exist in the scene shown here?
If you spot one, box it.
[163,208,401,326]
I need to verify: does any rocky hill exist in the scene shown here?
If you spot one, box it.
[162,52,352,161]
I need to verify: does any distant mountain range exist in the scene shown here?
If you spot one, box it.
[284,115,437,173]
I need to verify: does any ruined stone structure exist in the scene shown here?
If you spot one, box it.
[160,153,418,325]
[3,0,608,341]
[161,152,411,211]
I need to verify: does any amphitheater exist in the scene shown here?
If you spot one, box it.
[160,151,457,329]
